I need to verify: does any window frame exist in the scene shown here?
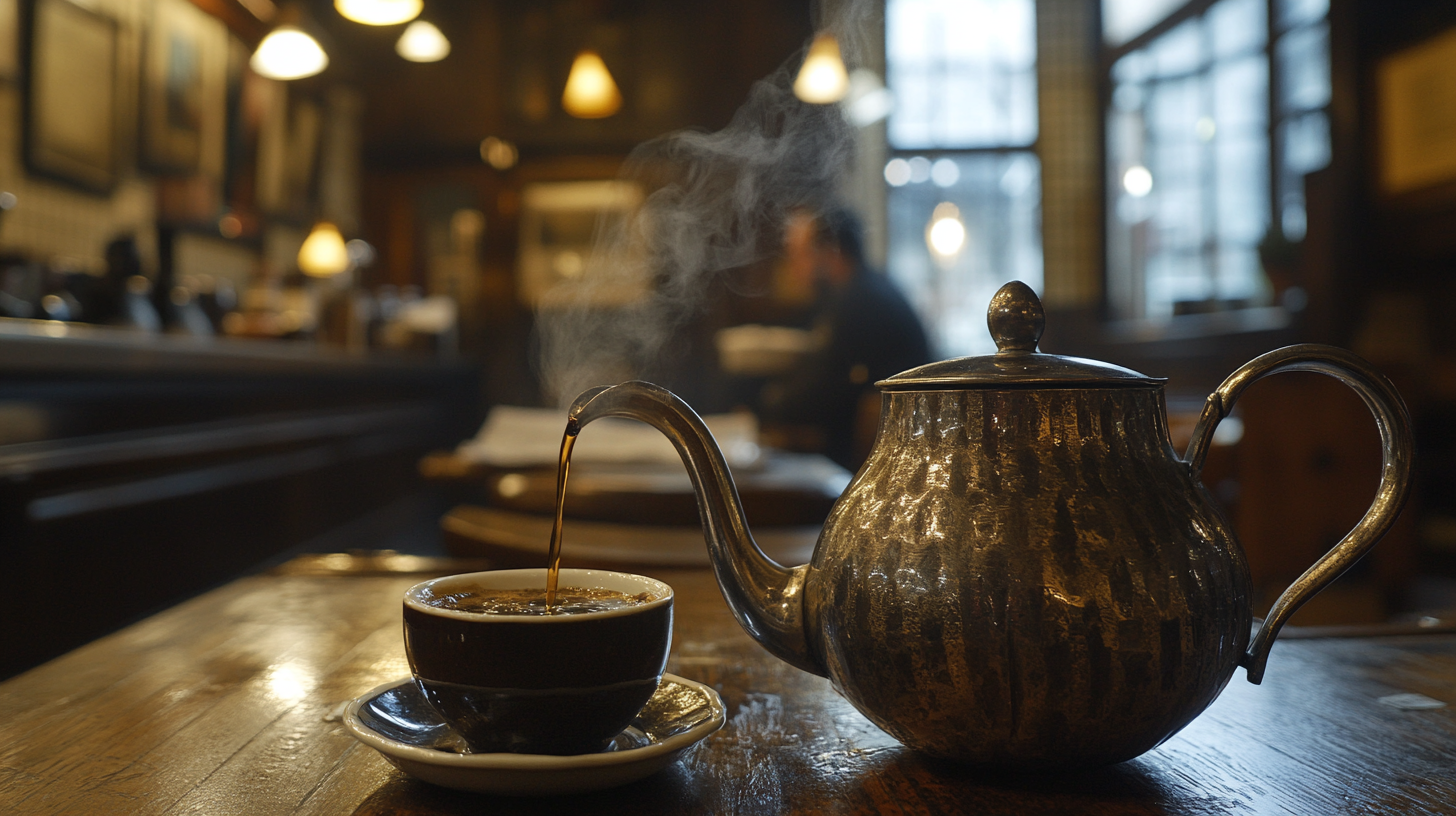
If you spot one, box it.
[882,0,1044,358]
[1100,0,1330,327]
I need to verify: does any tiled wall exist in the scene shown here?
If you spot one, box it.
[0,0,158,273]
[1036,0,1103,311]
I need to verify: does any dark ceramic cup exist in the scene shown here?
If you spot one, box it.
[402,568,673,755]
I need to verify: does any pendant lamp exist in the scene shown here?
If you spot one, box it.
[335,0,421,26]
[299,222,350,277]
[251,25,328,80]
[794,33,849,104]
[562,50,622,119]
[397,20,449,62]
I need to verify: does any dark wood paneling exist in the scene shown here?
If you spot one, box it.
[0,330,479,678]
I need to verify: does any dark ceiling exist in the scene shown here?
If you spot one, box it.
[283,0,815,165]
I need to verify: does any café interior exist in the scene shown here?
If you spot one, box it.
[3,0,1456,805]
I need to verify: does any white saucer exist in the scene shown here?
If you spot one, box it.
[343,674,725,796]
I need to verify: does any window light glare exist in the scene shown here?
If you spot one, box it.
[927,203,966,258]
[794,33,850,104]
[931,158,960,187]
[884,158,912,186]
[1196,116,1216,141]
[1123,165,1154,197]
[396,20,449,62]
[250,27,328,80]
[335,0,421,26]
[907,156,932,184]
[844,69,893,126]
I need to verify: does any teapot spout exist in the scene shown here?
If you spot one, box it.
[568,382,825,677]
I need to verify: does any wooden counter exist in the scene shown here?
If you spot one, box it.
[0,323,479,678]
[2,554,1454,814]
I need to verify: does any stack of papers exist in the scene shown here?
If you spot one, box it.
[457,405,761,468]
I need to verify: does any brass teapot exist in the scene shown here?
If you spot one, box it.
[566,282,1412,769]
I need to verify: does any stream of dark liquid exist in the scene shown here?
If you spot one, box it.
[544,421,579,610]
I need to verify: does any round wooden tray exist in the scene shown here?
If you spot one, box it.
[440,504,819,569]
[423,450,850,528]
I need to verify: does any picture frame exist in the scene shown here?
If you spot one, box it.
[1377,26,1456,197]
[253,79,321,217]
[140,0,229,176]
[517,180,646,307]
[0,0,18,82]
[23,0,119,193]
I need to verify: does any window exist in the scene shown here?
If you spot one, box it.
[1104,0,1329,321]
[1274,0,1331,239]
[884,0,1041,357]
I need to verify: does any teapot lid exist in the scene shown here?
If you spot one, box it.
[877,281,1164,391]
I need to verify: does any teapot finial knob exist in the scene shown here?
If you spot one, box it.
[988,281,1044,354]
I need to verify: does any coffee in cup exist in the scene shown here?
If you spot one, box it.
[403,568,673,755]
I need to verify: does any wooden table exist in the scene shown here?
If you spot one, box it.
[3,554,1455,815]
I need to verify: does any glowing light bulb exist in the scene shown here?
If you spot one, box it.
[250,26,328,80]
[298,222,349,277]
[1123,165,1153,197]
[794,33,850,104]
[396,20,449,62]
[562,50,622,119]
[335,0,421,26]
[926,203,966,259]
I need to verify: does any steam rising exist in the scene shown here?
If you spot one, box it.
[537,14,873,405]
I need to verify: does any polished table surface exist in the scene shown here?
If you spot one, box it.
[3,553,1455,815]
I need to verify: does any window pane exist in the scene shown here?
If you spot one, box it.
[1209,0,1266,59]
[1276,22,1330,112]
[1113,49,1153,85]
[887,0,1037,148]
[1216,137,1270,245]
[1214,246,1263,301]
[1103,0,1186,46]
[1281,109,1331,174]
[1147,251,1212,311]
[1105,0,1272,320]
[1146,74,1203,152]
[1151,139,1205,249]
[1276,0,1328,31]
[1212,55,1268,135]
[1151,19,1204,78]
[886,153,1042,356]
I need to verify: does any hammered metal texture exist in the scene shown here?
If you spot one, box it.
[805,388,1253,769]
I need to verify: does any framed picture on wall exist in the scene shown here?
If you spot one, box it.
[140,0,229,175]
[1378,26,1456,197]
[23,0,118,192]
[517,180,646,307]
[0,0,18,82]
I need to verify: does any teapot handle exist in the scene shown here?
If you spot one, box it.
[1184,343,1414,684]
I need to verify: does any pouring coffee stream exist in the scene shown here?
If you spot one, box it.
[556,281,1413,768]
[544,423,578,609]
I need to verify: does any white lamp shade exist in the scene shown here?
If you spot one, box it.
[396,20,450,62]
[251,26,329,80]
[299,222,350,277]
[335,0,422,26]
[562,50,622,119]
[794,33,850,104]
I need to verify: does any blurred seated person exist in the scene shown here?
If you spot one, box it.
[759,206,931,469]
